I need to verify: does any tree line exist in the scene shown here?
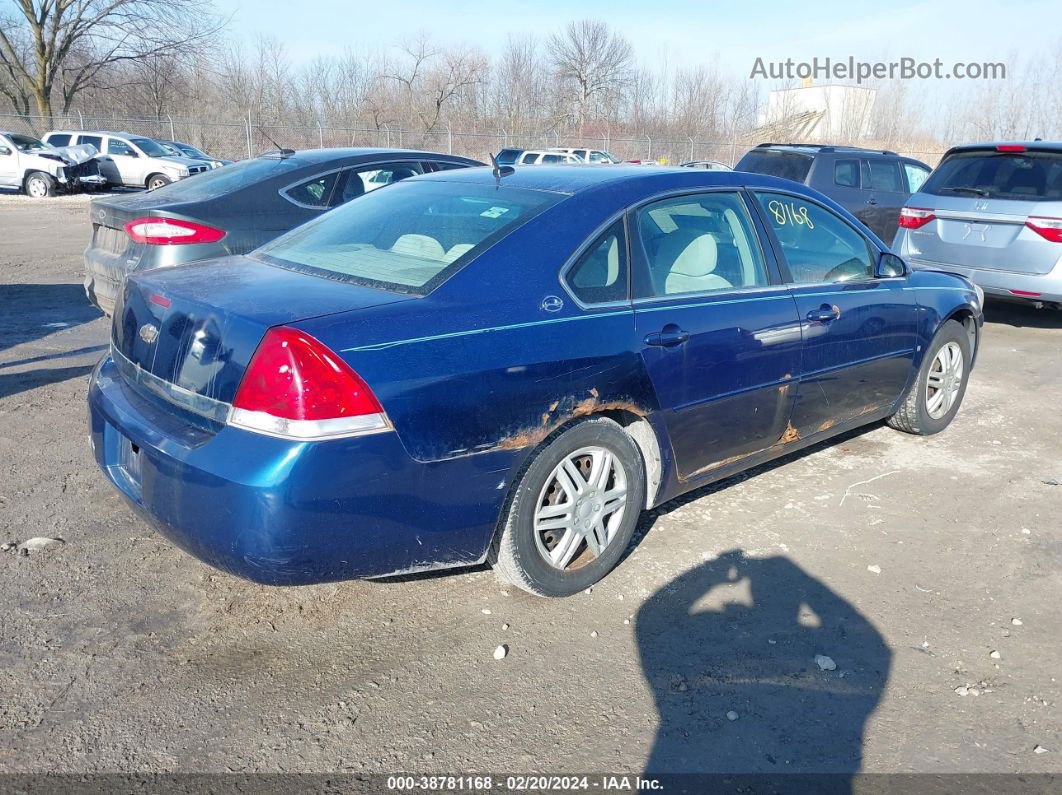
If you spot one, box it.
[2,2,1058,160]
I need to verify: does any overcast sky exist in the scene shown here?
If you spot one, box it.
[213,0,1058,76]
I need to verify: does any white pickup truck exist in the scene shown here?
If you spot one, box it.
[0,131,108,197]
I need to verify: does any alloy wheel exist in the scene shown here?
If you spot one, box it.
[926,341,964,419]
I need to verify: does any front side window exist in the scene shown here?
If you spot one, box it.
[257,180,564,295]
[336,161,423,204]
[904,163,930,192]
[834,159,859,188]
[520,153,538,164]
[565,221,628,305]
[635,192,769,298]
[754,191,874,284]
[78,135,103,152]
[130,138,169,158]
[108,138,135,156]
[861,159,904,192]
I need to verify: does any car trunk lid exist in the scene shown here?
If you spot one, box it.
[112,255,413,410]
[904,195,1062,274]
[909,146,1062,275]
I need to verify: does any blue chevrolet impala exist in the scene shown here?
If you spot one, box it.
[88,166,983,596]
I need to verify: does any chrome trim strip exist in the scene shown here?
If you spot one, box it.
[110,345,230,423]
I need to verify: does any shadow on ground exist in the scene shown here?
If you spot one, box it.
[983,299,1062,330]
[636,549,890,786]
[0,283,104,398]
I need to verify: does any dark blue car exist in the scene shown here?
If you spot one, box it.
[88,166,983,596]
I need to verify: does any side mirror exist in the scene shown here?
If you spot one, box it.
[127,150,139,158]
[0,147,10,156]
[877,252,907,278]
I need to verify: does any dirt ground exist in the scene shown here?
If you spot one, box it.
[0,198,1059,781]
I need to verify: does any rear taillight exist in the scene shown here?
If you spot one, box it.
[124,217,225,245]
[229,327,388,440]
[996,145,1027,152]
[1025,216,1062,243]
[898,207,937,229]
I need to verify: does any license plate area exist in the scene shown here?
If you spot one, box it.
[119,435,142,487]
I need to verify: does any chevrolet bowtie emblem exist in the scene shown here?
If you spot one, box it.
[139,324,159,344]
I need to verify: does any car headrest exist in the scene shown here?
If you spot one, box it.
[391,234,445,260]
[669,233,719,277]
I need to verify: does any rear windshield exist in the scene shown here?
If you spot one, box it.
[144,156,304,201]
[922,150,1062,201]
[735,150,813,183]
[496,148,522,165]
[255,179,565,295]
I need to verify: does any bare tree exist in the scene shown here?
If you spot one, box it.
[0,0,222,121]
[547,19,633,127]
[386,34,485,136]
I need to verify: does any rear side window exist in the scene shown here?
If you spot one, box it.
[754,191,874,284]
[542,154,565,163]
[834,160,859,188]
[46,133,71,147]
[735,150,813,183]
[520,153,538,164]
[862,159,904,192]
[904,163,931,192]
[284,172,340,207]
[921,150,1062,201]
[256,180,564,295]
[496,149,522,165]
[635,192,769,298]
[565,221,628,305]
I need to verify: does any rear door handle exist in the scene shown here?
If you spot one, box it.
[806,305,840,324]
[644,324,689,347]
[865,198,878,205]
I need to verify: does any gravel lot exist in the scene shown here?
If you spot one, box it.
[0,198,1059,780]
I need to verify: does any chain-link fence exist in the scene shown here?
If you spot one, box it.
[0,111,949,166]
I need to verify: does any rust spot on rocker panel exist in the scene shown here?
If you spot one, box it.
[679,420,801,482]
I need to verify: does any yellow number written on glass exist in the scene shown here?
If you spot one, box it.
[767,200,815,229]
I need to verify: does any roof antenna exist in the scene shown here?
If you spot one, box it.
[257,126,294,158]
[489,151,513,182]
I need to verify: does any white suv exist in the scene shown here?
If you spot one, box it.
[549,147,620,164]
[43,130,209,189]
[514,150,581,165]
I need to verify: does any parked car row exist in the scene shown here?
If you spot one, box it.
[80,139,989,596]
[0,130,108,196]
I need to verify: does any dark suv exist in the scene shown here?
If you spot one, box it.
[736,144,932,243]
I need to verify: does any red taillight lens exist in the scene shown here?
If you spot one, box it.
[898,206,936,229]
[124,217,225,245]
[1025,216,1062,243]
[229,327,386,439]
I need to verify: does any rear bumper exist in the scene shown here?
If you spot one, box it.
[88,355,514,585]
[905,257,1062,304]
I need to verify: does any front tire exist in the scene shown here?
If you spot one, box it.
[490,417,646,597]
[146,174,171,190]
[888,319,971,435]
[24,171,56,198]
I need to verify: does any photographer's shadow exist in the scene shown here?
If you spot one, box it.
[637,550,890,781]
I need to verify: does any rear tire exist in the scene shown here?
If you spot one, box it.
[146,174,171,190]
[888,319,971,435]
[24,171,56,198]
[490,417,646,597]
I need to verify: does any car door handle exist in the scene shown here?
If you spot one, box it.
[865,198,878,205]
[806,305,841,324]
[644,324,689,347]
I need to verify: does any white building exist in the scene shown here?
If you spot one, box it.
[759,83,877,141]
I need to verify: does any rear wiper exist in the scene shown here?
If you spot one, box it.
[939,186,990,197]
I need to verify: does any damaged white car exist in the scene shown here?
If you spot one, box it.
[0,131,108,197]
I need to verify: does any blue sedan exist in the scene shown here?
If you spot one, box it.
[88,166,983,596]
